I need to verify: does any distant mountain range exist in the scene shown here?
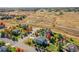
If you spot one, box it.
[0,7,79,12]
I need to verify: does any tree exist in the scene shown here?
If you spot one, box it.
[0,40,5,47]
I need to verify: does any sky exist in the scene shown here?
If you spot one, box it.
[0,0,78,7]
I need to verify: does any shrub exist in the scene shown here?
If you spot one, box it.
[7,46,16,52]
[24,38,34,46]
[12,36,18,41]
[0,40,5,46]
[46,44,58,52]
[50,37,56,44]
[11,29,21,36]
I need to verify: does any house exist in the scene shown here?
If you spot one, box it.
[0,46,7,52]
[35,36,49,47]
[12,29,21,36]
[63,43,79,52]
[0,22,5,29]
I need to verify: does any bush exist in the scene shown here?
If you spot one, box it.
[11,29,21,36]
[46,44,58,52]
[68,38,79,46]
[0,31,5,38]
[12,36,18,41]
[50,37,56,44]
[7,46,16,52]
[24,38,34,46]
[0,40,5,46]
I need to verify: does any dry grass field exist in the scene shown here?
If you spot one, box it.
[26,10,79,39]
[0,8,79,39]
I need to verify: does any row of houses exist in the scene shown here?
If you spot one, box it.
[0,14,26,20]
